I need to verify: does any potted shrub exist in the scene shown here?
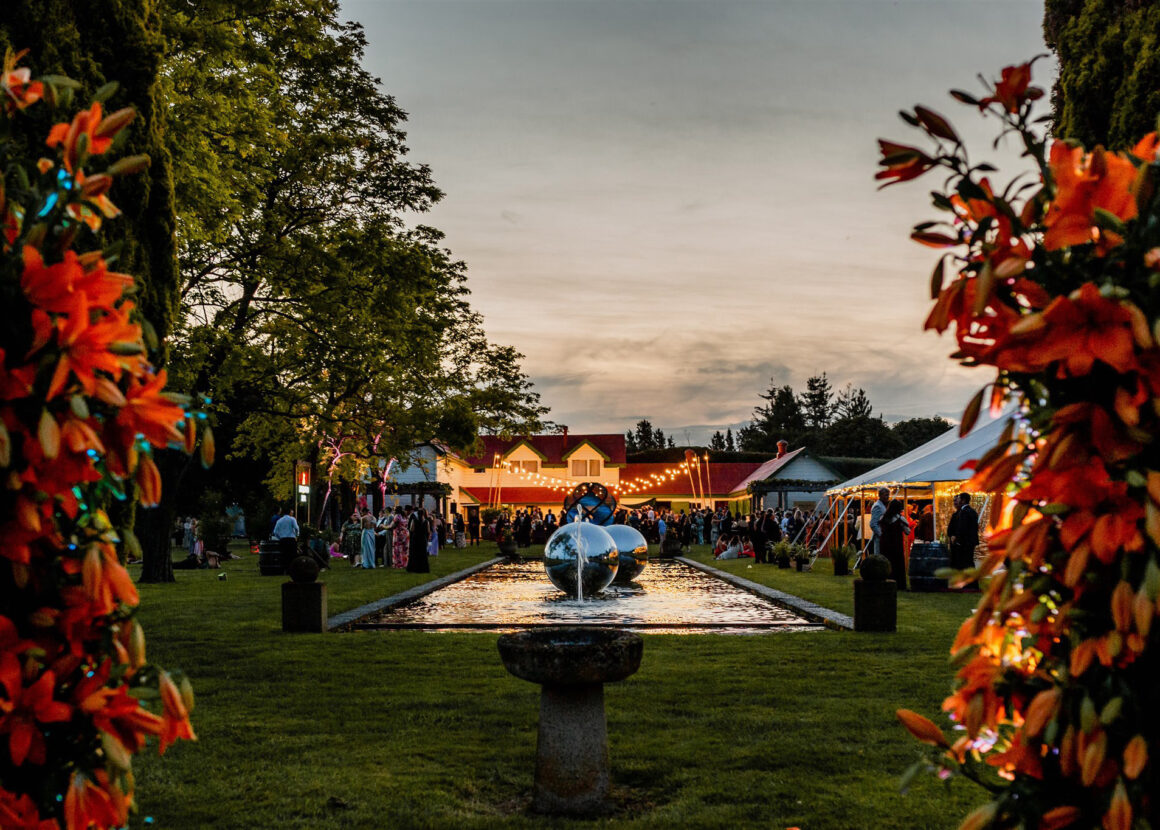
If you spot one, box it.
[496,525,519,558]
[792,544,811,572]
[831,544,854,577]
[772,541,792,569]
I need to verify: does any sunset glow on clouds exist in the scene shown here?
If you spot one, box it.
[348,0,1048,438]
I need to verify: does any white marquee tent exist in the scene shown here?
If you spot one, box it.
[827,411,1013,494]
[821,410,1014,548]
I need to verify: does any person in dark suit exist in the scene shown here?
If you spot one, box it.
[948,493,980,582]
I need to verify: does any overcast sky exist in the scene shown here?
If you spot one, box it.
[343,0,1049,440]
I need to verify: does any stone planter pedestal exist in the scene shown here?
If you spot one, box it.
[282,555,326,633]
[282,582,326,632]
[853,578,897,632]
[497,627,642,816]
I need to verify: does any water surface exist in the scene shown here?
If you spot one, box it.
[355,559,821,634]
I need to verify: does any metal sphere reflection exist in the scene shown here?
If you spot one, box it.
[604,525,648,584]
[543,523,619,598]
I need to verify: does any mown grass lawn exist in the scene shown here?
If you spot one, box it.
[126,544,988,829]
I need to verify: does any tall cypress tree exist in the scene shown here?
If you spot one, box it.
[1,0,181,581]
[1044,0,1160,147]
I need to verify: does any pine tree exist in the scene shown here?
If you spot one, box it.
[709,431,726,451]
[800,373,837,430]
[741,381,806,451]
[725,428,735,452]
[632,419,656,451]
[835,384,873,420]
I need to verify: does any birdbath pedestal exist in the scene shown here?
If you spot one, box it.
[497,627,643,816]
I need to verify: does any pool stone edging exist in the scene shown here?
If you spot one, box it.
[326,556,506,631]
[674,556,854,631]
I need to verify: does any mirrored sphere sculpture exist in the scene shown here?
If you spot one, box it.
[544,523,619,597]
[604,525,648,584]
[561,482,618,526]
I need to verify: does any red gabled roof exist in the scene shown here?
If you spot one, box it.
[729,448,806,494]
[461,486,568,506]
[462,434,626,467]
[619,462,764,498]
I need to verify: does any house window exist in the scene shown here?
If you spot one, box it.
[520,460,539,474]
[571,459,601,477]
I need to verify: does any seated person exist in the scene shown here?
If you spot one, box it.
[713,536,730,557]
[739,539,756,558]
[716,535,743,560]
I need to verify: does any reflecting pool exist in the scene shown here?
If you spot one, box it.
[352,560,822,634]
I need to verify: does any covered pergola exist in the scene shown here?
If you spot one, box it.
[820,412,1012,550]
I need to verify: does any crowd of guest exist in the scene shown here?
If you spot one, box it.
[337,504,458,573]
[326,490,978,590]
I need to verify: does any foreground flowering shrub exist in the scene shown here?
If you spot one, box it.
[880,59,1160,830]
[0,49,197,828]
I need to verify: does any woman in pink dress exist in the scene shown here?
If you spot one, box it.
[391,506,409,568]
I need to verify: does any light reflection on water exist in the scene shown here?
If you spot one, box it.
[356,560,821,634]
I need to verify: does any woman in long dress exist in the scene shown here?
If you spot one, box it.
[879,499,908,590]
[340,512,361,562]
[427,513,441,559]
[407,508,431,573]
[391,506,409,568]
[359,515,376,569]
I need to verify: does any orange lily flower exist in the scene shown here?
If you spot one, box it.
[1043,143,1138,252]
[1,50,44,114]
[115,370,184,449]
[157,671,196,752]
[63,771,129,830]
[979,62,1040,113]
[45,102,114,174]
[48,306,144,398]
[81,541,139,616]
[0,788,56,830]
[1131,132,1159,163]
[0,656,73,766]
[20,246,89,319]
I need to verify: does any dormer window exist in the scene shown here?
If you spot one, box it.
[572,460,600,477]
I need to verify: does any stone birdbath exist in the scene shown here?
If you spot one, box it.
[497,626,643,815]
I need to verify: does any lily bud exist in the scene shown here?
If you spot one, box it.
[38,409,59,459]
[1123,735,1147,779]
[94,107,135,139]
[104,153,150,177]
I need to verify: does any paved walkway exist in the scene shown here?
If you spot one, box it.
[675,556,854,631]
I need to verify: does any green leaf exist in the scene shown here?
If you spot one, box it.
[94,81,120,103]
[1092,207,1127,233]
[929,255,946,300]
[38,74,83,90]
[914,106,959,142]
[960,387,985,437]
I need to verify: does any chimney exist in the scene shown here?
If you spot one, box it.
[562,426,568,442]
[776,440,788,459]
